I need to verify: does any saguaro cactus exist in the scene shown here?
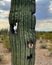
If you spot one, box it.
[9,0,36,65]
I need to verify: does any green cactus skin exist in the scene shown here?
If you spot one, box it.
[9,0,36,65]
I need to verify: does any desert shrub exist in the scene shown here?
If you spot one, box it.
[0,35,4,41]
[3,35,11,52]
[0,35,11,52]
[40,43,47,49]
[0,54,4,62]
[47,43,52,56]
[36,32,52,41]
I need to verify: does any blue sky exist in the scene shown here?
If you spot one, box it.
[35,0,52,31]
[36,0,52,20]
[0,0,52,31]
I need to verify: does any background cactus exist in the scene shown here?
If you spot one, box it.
[9,0,36,65]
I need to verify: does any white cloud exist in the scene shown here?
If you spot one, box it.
[0,9,9,18]
[3,10,9,16]
[0,0,10,30]
[49,1,52,13]
[5,0,11,2]
[0,0,5,6]
[49,8,52,13]
[0,0,11,18]
[0,10,4,13]
[0,19,9,30]
[36,0,38,2]
[0,0,11,7]
[35,19,52,31]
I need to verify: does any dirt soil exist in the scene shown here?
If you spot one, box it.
[0,43,11,65]
[35,40,52,65]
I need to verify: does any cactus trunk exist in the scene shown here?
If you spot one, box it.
[9,0,36,65]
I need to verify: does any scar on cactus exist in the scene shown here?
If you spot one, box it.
[27,40,34,48]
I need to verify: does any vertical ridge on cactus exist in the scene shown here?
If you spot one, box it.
[9,0,36,65]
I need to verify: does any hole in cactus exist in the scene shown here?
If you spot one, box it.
[10,19,18,34]
[10,23,15,34]
[27,54,32,60]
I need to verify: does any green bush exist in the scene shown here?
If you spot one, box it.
[3,35,11,52]
[0,54,3,62]
[0,35,4,41]
[36,32,52,41]
[0,35,11,52]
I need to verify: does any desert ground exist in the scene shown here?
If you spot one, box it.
[35,40,52,65]
[0,40,52,65]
